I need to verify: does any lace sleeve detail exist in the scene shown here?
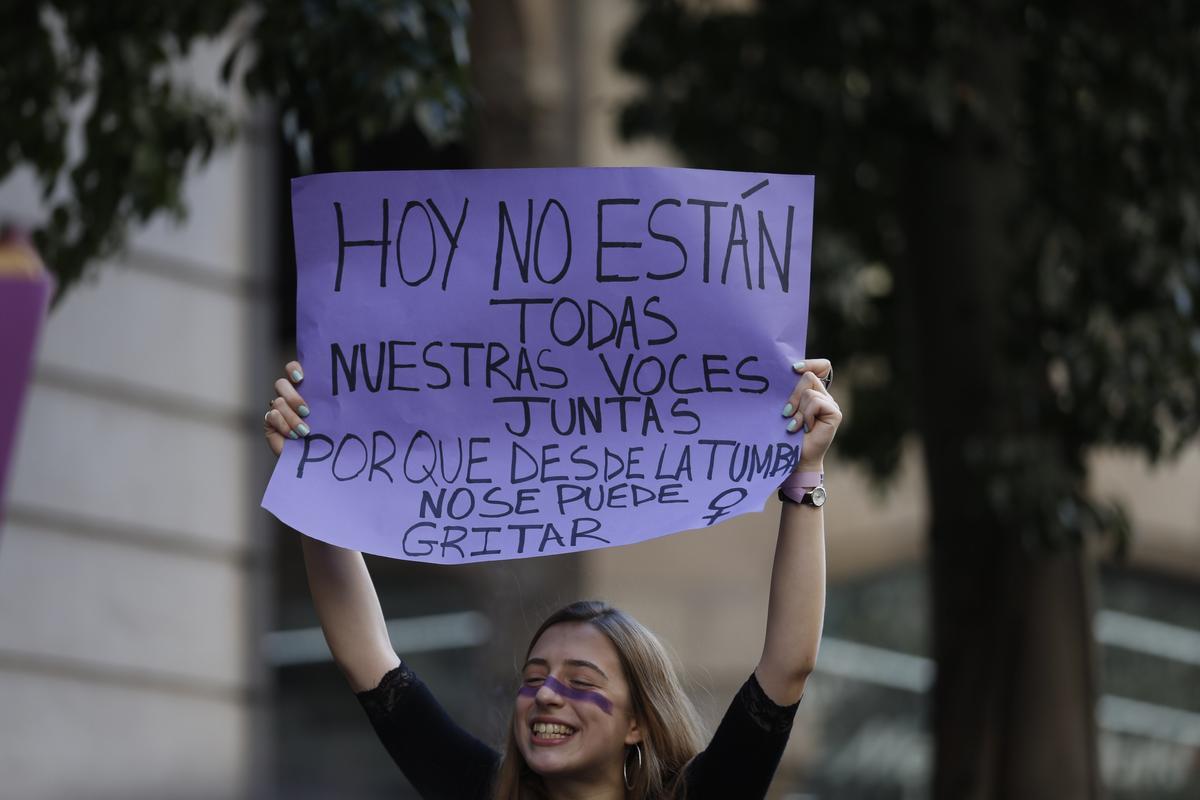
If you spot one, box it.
[738,671,801,734]
[355,661,417,715]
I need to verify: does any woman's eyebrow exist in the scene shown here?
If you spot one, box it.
[564,659,608,679]
[521,657,609,680]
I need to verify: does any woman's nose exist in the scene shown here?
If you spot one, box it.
[535,680,564,706]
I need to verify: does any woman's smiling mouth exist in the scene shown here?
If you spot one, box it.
[531,720,577,744]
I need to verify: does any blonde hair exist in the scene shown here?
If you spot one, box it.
[491,601,705,800]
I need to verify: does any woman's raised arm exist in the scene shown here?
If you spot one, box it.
[265,361,401,692]
[753,358,840,706]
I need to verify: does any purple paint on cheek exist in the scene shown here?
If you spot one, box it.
[517,675,614,715]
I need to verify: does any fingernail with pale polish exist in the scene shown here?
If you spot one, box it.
[288,430,299,440]
[296,423,310,437]
[787,417,801,432]
[298,405,310,418]
[792,361,805,372]
[291,369,304,383]
[782,402,794,417]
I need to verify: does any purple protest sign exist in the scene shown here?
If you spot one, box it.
[263,167,813,563]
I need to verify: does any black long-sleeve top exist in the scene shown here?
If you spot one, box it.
[356,661,799,799]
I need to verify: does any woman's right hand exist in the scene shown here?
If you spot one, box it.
[266,360,399,689]
[263,360,312,457]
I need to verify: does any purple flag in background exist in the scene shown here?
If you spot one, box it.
[263,167,814,563]
[0,273,53,526]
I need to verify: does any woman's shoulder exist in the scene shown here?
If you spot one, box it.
[679,672,801,798]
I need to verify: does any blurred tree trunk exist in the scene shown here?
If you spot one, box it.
[469,0,536,168]
[466,0,584,743]
[897,17,1101,799]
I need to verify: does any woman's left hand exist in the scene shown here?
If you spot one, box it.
[783,358,841,471]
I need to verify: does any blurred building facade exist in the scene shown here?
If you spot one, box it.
[0,2,1197,799]
[0,42,277,800]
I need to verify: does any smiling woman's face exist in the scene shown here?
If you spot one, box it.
[514,621,642,785]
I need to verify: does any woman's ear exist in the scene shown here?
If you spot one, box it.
[624,715,643,745]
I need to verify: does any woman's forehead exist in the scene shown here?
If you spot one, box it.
[528,622,621,671]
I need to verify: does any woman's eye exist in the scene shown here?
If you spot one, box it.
[523,676,544,686]
[572,680,595,689]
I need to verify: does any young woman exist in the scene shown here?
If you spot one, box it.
[264,358,840,799]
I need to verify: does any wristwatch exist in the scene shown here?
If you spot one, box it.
[778,471,827,508]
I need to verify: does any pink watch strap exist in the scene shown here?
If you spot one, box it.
[779,471,823,503]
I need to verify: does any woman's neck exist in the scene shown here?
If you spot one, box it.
[543,771,626,800]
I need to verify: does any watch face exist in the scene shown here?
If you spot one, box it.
[810,486,827,507]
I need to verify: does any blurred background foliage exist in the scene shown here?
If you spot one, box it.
[621,0,1200,544]
[0,0,470,299]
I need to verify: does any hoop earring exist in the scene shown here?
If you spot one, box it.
[623,742,643,791]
